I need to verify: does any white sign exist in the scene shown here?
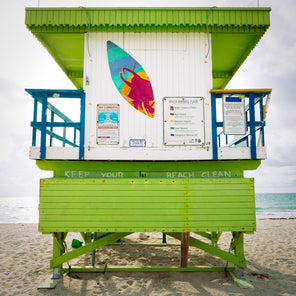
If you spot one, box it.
[97,104,119,145]
[129,139,146,147]
[222,95,246,135]
[163,97,205,146]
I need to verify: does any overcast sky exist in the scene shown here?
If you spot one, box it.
[0,0,295,197]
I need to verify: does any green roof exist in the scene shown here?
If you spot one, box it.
[25,7,271,89]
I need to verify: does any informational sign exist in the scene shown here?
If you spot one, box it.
[163,97,205,146]
[97,104,119,145]
[129,139,146,147]
[222,95,246,135]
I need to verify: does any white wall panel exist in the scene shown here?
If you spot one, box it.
[83,32,213,160]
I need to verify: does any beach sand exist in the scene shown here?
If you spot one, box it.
[0,220,295,296]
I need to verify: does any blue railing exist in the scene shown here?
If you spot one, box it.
[211,89,271,160]
[25,89,85,160]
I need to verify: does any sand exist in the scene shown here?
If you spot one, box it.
[0,220,295,296]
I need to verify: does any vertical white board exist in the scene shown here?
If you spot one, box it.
[83,32,213,160]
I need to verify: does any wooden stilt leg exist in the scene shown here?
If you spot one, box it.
[229,232,254,289]
[181,232,190,268]
[51,232,67,277]
[232,232,245,278]
[38,232,67,289]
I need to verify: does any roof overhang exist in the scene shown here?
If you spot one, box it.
[25,7,271,89]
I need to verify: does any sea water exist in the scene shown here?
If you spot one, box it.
[0,194,295,223]
[255,193,296,219]
[0,197,38,223]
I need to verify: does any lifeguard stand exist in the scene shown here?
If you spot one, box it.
[25,7,271,288]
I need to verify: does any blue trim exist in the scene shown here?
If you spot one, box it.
[63,127,66,147]
[33,127,79,147]
[259,99,265,146]
[30,92,77,124]
[26,89,84,99]
[40,92,47,159]
[32,99,38,146]
[50,111,54,147]
[249,92,257,159]
[79,92,86,160]
[210,90,271,159]
[74,128,77,145]
[211,92,218,160]
[32,122,81,128]
[46,130,78,147]
[26,89,85,160]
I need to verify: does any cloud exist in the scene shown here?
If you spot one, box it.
[1,1,296,196]
[246,161,296,193]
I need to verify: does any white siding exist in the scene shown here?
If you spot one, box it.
[83,32,213,160]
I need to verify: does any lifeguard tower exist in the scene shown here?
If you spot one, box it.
[25,6,271,288]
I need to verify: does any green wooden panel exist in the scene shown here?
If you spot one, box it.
[26,8,270,32]
[36,159,261,173]
[40,177,253,185]
[39,178,256,233]
[40,212,254,220]
[40,195,253,204]
[40,202,253,209]
[40,201,253,209]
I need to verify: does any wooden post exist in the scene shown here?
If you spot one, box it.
[232,232,245,278]
[181,232,190,267]
[51,232,67,279]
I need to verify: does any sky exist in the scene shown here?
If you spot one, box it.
[0,0,295,197]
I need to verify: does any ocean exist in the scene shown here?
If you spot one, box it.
[0,193,295,223]
[255,193,296,219]
[0,197,38,223]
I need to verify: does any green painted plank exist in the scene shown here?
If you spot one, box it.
[40,226,255,233]
[40,208,254,215]
[40,189,253,197]
[41,177,253,185]
[40,215,255,223]
[40,221,255,229]
[40,186,253,193]
[39,177,255,233]
[40,196,254,204]
[26,8,270,31]
[36,160,261,173]
[40,219,256,227]
[40,202,254,209]
[40,186,253,192]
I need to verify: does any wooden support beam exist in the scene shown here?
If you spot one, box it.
[181,232,190,268]
[52,232,68,279]
[211,232,222,246]
[80,232,92,244]
[51,232,131,268]
[167,232,246,268]
[232,232,247,278]
[193,232,212,240]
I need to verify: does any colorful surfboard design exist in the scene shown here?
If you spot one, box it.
[107,40,155,118]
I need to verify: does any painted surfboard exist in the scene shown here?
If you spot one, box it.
[107,40,155,118]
